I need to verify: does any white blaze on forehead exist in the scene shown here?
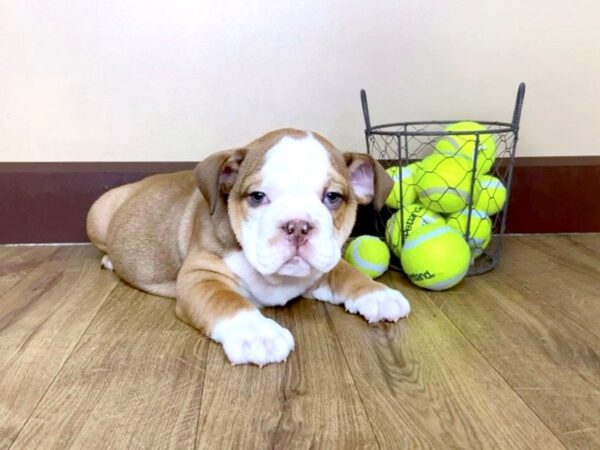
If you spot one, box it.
[261,134,331,195]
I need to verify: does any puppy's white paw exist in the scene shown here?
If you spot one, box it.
[100,255,114,271]
[345,288,411,323]
[211,310,294,366]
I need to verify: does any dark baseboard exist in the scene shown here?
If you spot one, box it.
[505,156,600,234]
[1,157,599,244]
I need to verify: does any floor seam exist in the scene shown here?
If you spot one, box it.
[0,261,47,299]
[193,339,210,450]
[503,240,600,341]
[6,279,121,449]
[323,303,382,450]
[499,269,600,342]
[412,276,570,450]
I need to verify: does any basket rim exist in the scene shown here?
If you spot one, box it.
[368,120,515,136]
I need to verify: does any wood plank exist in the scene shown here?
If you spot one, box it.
[45,244,103,261]
[568,232,600,253]
[556,233,600,261]
[505,234,600,277]
[429,265,600,450]
[0,251,118,449]
[10,285,208,450]
[0,244,102,297]
[2,237,596,448]
[196,299,377,449]
[0,246,57,297]
[326,273,565,449]
[498,235,600,338]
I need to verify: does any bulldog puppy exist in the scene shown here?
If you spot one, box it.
[87,129,410,366]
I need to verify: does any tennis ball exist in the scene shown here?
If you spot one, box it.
[416,154,478,214]
[434,122,497,175]
[405,161,421,174]
[446,208,492,255]
[344,236,390,279]
[472,235,492,258]
[417,153,472,176]
[474,175,507,215]
[385,165,417,209]
[385,203,445,258]
[400,224,471,290]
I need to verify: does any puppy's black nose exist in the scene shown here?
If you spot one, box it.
[283,220,312,247]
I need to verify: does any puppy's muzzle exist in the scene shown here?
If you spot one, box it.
[282,219,313,249]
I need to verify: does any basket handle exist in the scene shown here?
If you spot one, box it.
[360,89,372,131]
[511,82,526,130]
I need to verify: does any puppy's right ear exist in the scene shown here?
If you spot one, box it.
[194,148,248,215]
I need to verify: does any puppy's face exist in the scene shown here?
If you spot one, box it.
[195,129,392,279]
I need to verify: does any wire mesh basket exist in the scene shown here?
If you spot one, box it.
[361,82,526,275]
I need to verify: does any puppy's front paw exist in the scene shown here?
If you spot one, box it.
[211,310,294,366]
[345,288,411,323]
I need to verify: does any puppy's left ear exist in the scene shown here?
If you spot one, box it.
[344,153,393,210]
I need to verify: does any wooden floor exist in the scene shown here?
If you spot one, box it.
[1,235,599,449]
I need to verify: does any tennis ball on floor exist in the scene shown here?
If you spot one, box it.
[446,208,492,254]
[474,175,507,215]
[344,235,390,279]
[385,165,417,209]
[400,224,471,290]
[416,154,478,214]
[385,203,445,258]
[434,121,497,175]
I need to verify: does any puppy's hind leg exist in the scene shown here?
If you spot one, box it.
[86,182,144,252]
[99,254,176,298]
[140,281,177,298]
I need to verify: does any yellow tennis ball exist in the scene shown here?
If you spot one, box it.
[385,165,417,209]
[400,224,471,290]
[417,152,472,174]
[434,121,497,175]
[344,236,390,279]
[472,235,492,258]
[416,154,479,214]
[405,161,421,174]
[385,203,445,258]
[446,208,492,255]
[474,175,507,215]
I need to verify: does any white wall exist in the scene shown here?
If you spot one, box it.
[1,0,598,161]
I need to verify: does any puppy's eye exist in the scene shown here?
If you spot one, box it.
[247,191,268,206]
[323,191,343,209]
